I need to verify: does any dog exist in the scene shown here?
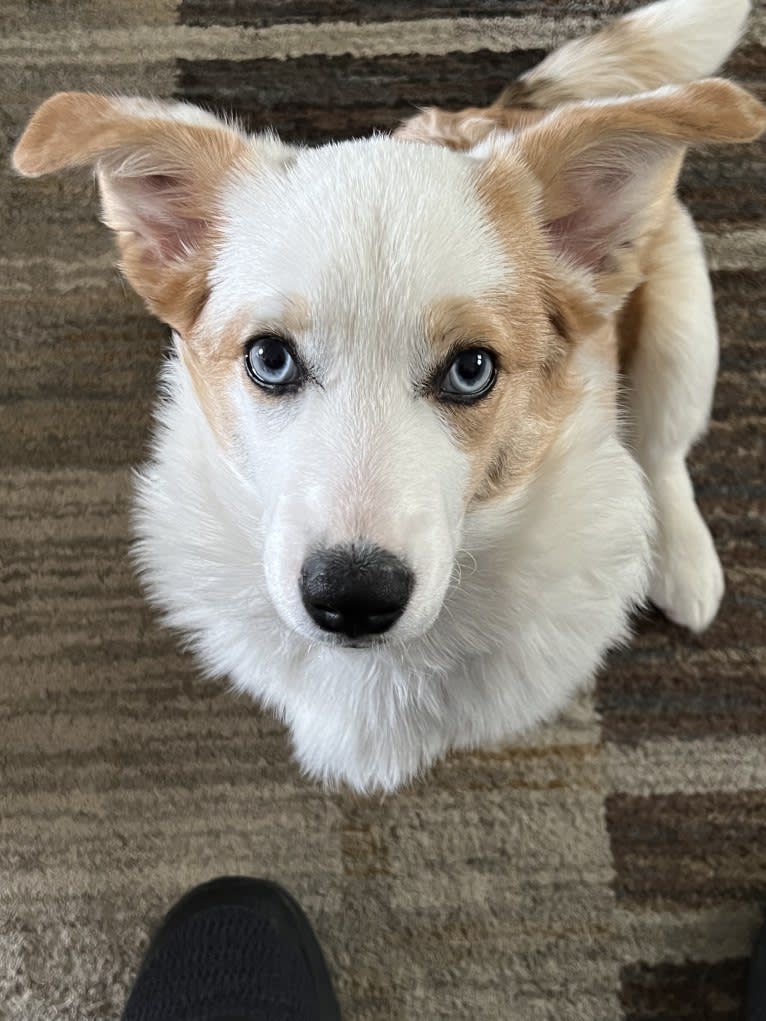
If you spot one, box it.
[12,0,765,792]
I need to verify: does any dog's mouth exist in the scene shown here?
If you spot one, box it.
[312,631,390,652]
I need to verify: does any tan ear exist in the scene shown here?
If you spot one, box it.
[479,79,765,293]
[13,92,287,333]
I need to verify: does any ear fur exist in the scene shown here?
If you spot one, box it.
[13,92,288,333]
[477,79,766,294]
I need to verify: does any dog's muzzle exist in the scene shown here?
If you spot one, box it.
[299,543,413,639]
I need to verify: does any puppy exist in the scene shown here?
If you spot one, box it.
[13,0,765,792]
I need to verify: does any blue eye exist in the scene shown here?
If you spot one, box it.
[440,348,496,402]
[245,335,302,390]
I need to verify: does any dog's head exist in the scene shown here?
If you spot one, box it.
[13,83,765,657]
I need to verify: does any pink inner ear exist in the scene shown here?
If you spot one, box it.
[546,208,625,271]
[542,137,673,272]
[101,170,206,263]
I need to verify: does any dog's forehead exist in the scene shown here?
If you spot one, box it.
[211,137,511,330]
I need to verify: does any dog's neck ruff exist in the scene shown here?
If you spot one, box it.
[133,353,652,793]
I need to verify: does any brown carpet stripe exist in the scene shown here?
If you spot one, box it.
[1,11,764,65]
[177,0,641,28]
[619,958,749,1021]
[175,50,546,143]
[1,2,764,1020]
[607,791,766,908]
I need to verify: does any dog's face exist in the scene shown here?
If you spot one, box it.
[192,139,576,647]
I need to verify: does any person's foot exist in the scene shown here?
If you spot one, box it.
[122,876,341,1021]
[747,918,766,1020]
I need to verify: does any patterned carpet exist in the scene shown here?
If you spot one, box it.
[1,2,764,1019]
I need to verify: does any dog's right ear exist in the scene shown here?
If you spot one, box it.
[476,79,766,312]
[13,92,292,333]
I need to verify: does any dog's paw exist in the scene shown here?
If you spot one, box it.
[648,504,724,633]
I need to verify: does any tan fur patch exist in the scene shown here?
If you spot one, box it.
[396,103,548,151]
[12,93,115,176]
[177,342,235,446]
[117,233,216,337]
[180,296,313,448]
[425,286,578,505]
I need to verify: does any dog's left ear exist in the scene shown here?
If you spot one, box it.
[476,79,766,308]
[13,92,292,333]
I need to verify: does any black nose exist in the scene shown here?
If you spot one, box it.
[300,544,414,639]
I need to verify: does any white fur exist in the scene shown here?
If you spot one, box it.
[627,202,725,630]
[523,0,750,100]
[624,0,751,80]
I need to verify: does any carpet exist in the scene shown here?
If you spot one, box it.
[1,2,764,1019]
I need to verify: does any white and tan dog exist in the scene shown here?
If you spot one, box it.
[13,0,765,792]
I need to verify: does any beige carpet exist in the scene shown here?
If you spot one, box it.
[1,2,765,1018]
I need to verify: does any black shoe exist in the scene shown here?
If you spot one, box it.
[121,876,342,1021]
[747,918,766,1021]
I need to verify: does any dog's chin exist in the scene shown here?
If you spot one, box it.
[325,635,386,650]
